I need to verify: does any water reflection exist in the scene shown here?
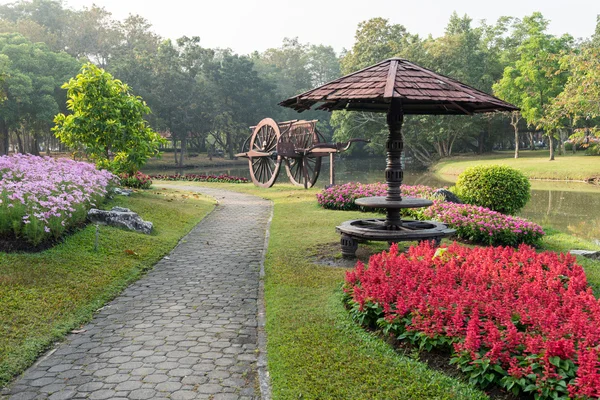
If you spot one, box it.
[143,157,600,244]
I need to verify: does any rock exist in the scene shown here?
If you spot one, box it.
[113,187,133,196]
[88,207,153,234]
[433,188,462,204]
[569,250,600,260]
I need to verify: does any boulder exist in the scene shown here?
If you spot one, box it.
[88,206,153,234]
[433,188,462,204]
[569,250,600,260]
[113,187,133,196]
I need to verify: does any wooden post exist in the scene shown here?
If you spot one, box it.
[329,153,335,186]
[385,98,404,230]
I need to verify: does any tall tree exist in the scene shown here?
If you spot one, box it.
[205,53,276,159]
[0,33,80,155]
[498,13,573,160]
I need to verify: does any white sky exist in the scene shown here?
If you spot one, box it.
[16,0,600,54]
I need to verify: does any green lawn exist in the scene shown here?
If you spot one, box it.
[0,189,215,388]
[5,179,600,398]
[158,181,600,399]
[432,150,600,181]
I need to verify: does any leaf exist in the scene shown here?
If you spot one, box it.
[549,356,561,367]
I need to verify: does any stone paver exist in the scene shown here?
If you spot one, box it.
[2,187,272,400]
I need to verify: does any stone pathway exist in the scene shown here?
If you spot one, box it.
[2,186,272,400]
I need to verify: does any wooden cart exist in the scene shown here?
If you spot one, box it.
[235,118,367,188]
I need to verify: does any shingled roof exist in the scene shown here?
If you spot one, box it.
[279,58,518,115]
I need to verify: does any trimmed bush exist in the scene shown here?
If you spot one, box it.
[455,165,530,215]
[345,242,600,399]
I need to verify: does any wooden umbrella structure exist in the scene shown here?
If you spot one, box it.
[280,57,518,257]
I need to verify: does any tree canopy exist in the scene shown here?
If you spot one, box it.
[53,63,165,173]
[0,0,599,164]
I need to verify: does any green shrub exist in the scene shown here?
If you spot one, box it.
[454,165,530,215]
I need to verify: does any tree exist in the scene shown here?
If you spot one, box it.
[541,47,600,154]
[53,63,165,173]
[495,13,573,161]
[494,67,524,158]
[0,33,80,155]
[204,53,276,159]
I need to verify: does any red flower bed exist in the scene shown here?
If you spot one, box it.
[344,242,600,399]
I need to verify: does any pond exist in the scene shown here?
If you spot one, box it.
[144,157,600,245]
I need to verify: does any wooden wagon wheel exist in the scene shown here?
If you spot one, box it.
[284,126,322,188]
[249,118,281,188]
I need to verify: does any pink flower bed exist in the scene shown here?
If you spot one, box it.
[0,154,117,244]
[316,182,544,246]
[345,242,600,398]
[316,182,435,211]
[423,201,544,247]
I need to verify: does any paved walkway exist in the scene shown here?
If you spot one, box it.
[3,186,272,400]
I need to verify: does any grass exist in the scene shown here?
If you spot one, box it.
[5,177,600,398]
[431,150,600,181]
[158,181,490,399]
[159,180,600,399]
[0,188,215,388]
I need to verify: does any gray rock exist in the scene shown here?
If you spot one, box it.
[433,188,462,204]
[113,188,133,196]
[569,250,600,260]
[88,207,153,234]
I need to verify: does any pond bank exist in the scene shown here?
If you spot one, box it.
[430,150,600,182]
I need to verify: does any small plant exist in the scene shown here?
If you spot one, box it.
[454,165,531,215]
[345,242,600,399]
[120,171,152,189]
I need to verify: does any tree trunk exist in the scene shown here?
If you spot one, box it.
[548,134,555,161]
[30,135,40,156]
[15,130,24,153]
[178,135,186,168]
[227,131,233,160]
[528,132,535,150]
[0,120,9,155]
[172,138,179,166]
[510,112,521,158]
[46,132,52,156]
[559,130,566,156]
[511,116,520,159]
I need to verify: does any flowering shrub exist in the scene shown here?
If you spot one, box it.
[316,182,544,246]
[120,171,152,189]
[0,154,117,245]
[345,242,600,399]
[150,174,248,183]
[423,202,544,246]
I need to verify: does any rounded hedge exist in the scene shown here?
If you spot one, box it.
[455,165,531,215]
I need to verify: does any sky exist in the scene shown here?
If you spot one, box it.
[45,0,600,54]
